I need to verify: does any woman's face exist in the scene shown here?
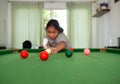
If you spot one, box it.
[46,26,59,40]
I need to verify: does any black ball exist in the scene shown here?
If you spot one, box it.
[65,50,73,57]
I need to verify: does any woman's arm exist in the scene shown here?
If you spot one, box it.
[46,42,51,48]
[51,41,66,54]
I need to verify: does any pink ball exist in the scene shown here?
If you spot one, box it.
[84,48,90,56]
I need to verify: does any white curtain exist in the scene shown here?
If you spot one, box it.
[67,3,92,48]
[12,2,43,49]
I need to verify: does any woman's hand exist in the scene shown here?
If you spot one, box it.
[51,41,66,54]
[51,47,59,54]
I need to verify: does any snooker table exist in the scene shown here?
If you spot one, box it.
[0,48,120,84]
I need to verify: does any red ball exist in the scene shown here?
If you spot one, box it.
[68,47,73,52]
[84,48,90,56]
[39,51,49,61]
[20,50,28,59]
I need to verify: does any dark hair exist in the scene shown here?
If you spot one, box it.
[23,40,32,49]
[46,19,63,33]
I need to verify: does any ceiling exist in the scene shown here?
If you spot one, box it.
[8,0,96,3]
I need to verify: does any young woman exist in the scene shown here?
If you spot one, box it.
[45,19,71,54]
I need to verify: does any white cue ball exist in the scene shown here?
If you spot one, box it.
[45,49,51,54]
